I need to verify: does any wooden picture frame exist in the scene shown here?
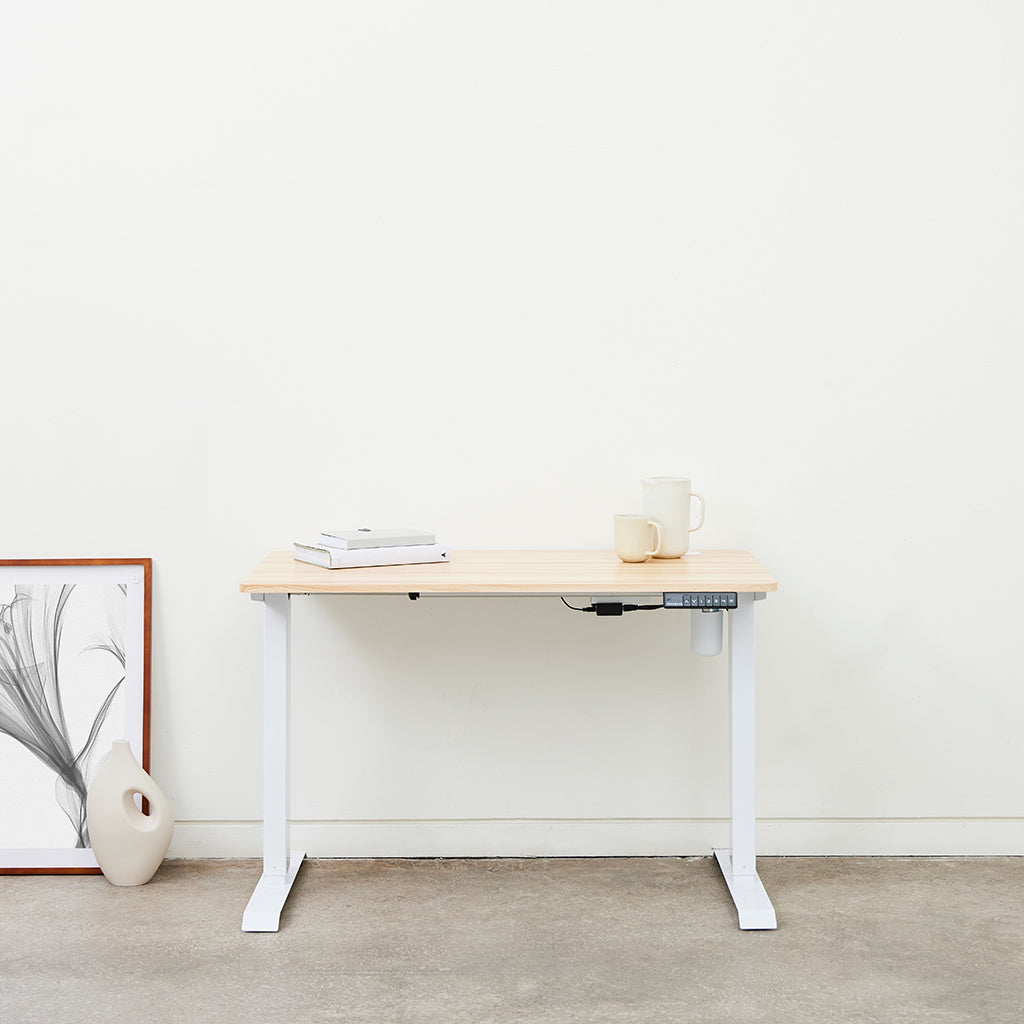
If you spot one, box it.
[0,559,151,873]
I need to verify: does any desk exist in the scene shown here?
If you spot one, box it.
[239,549,778,931]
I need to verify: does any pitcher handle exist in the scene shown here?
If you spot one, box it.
[689,492,706,533]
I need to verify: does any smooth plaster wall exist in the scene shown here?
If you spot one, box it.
[3,2,1023,857]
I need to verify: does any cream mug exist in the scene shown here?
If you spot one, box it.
[642,477,706,558]
[614,514,663,563]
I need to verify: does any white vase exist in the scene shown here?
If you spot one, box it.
[86,740,174,886]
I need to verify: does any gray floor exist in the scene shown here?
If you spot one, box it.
[2,857,1022,1024]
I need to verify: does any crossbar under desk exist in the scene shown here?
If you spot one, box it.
[240,550,777,932]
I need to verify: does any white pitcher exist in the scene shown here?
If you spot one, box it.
[642,477,706,558]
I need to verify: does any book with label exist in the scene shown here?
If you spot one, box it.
[293,542,450,569]
[318,528,436,550]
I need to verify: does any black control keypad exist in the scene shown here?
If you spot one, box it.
[663,592,738,609]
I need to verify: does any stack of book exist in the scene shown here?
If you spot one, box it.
[293,528,449,569]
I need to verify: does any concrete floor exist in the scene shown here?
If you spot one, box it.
[2,857,1022,1024]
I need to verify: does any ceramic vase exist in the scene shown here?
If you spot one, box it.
[86,740,174,886]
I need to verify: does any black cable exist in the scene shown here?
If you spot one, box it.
[559,598,663,616]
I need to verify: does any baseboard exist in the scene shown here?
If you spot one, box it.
[167,817,1024,859]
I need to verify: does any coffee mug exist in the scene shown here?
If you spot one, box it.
[614,514,663,563]
[641,477,706,558]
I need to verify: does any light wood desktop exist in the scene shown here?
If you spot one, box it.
[239,549,779,931]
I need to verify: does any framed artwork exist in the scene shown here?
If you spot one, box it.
[0,559,151,873]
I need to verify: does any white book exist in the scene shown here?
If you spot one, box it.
[293,542,450,570]
[318,527,436,550]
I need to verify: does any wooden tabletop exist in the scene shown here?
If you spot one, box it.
[240,550,777,596]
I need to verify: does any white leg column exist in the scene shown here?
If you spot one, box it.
[242,593,305,932]
[714,592,777,929]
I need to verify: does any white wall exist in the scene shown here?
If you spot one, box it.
[3,2,1022,857]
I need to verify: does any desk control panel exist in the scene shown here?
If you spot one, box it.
[664,592,738,609]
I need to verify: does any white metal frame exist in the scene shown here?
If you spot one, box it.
[242,589,776,932]
[242,594,304,931]
[713,592,776,928]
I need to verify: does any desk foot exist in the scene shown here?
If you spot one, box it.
[242,851,306,932]
[713,849,777,930]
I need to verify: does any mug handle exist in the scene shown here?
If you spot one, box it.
[689,492,706,533]
[647,519,663,557]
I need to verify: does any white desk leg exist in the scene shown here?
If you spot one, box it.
[714,593,777,930]
[243,593,305,932]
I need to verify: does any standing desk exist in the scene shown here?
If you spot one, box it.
[239,549,778,932]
